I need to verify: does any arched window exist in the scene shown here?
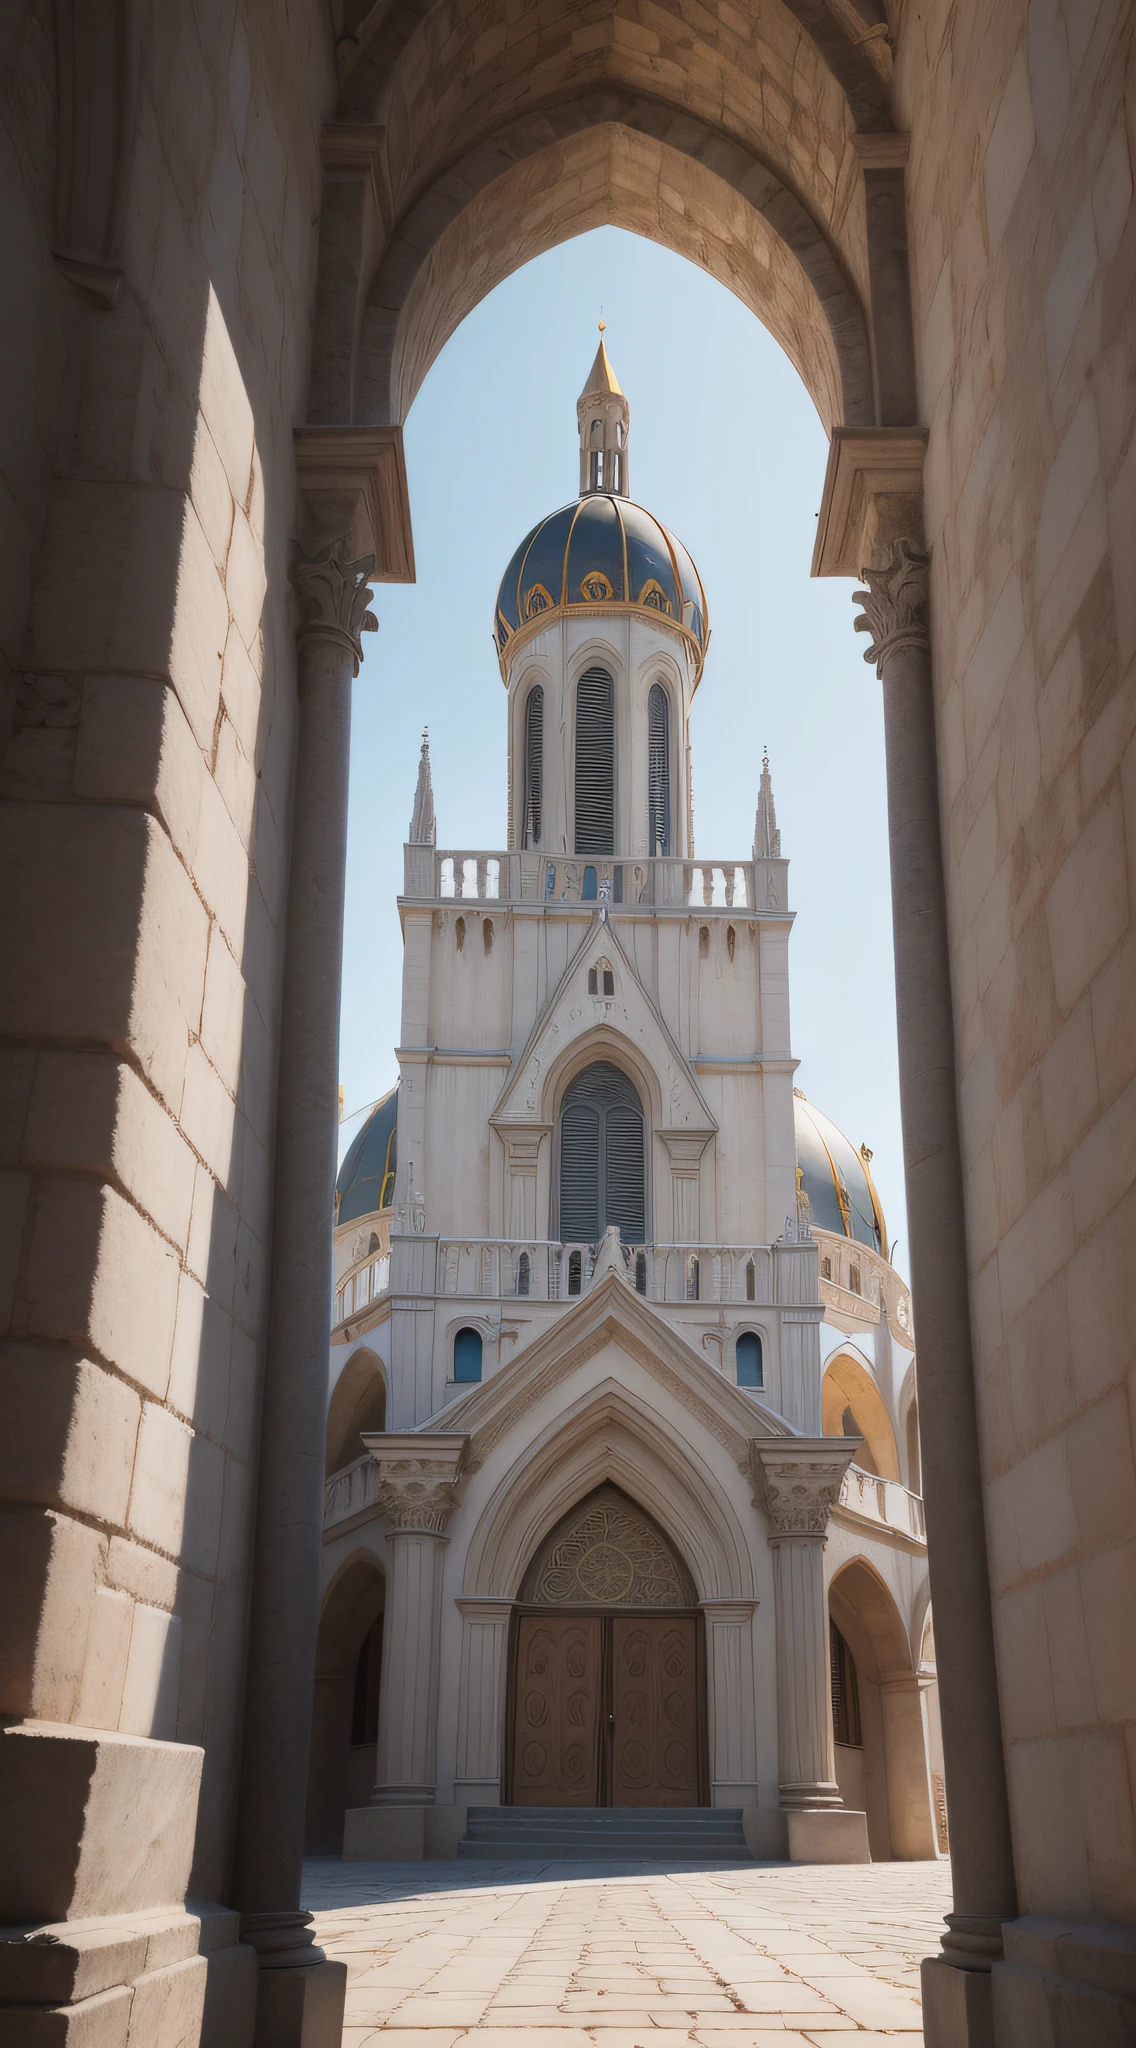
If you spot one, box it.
[453,1327,483,1383]
[686,1255,700,1301]
[516,1251,531,1297]
[634,1250,647,1295]
[523,685,543,847]
[575,667,614,854]
[567,1249,583,1295]
[744,1257,756,1302]
[558,1061,645,1243]
[647,682,671,855]
[736,1331,763,1387]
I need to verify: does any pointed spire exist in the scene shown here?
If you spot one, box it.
[579,320,624,401]
[754,746,781,859]
[577,322,630,497]
[409,728,436,846]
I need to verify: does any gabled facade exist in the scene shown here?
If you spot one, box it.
[316,343,942,1866]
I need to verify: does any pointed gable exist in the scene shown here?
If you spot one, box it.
[491,916,716,1140]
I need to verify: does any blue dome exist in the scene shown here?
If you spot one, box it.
[336,1084,398,1225]
[794,1092,885,1252]
[494,496,709,674]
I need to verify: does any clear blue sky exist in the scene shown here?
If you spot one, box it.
[342,226,908,1270]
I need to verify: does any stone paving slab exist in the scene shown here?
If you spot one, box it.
[305,1855,952,2045]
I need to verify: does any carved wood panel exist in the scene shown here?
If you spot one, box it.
[511,1615,601,1805]
[611,1616,700,1807]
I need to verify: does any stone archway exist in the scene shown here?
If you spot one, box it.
[305,1554,387,1852]
[504,1484,708,1807]
[829,1557,936,1861]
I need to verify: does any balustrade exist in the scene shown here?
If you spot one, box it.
[401,847,790,913]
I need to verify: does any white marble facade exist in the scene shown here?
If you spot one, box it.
[314,346,942,1864]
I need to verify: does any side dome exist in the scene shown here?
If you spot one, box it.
[336,1084,398,1224]
[794,1091,885,1252]
[494,495,709,676]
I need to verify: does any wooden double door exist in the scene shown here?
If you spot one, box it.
[509,1610,705,1806]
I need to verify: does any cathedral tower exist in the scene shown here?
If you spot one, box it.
[495,330,708,862]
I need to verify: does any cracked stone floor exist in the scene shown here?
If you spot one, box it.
[303,1855,952,2046]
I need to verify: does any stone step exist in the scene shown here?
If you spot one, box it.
[458,1805,753,1862]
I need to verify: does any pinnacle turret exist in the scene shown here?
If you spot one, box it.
[754,746,781,859]
[577,321,630,497]
[409,728,436,846]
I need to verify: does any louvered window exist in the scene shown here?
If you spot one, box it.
[574,667,614,854]
[523,685,543,847]
[558,1061,645,1243]
[830,1620,862,1747]
[736,1331,763,1387]
[647,682,671,855]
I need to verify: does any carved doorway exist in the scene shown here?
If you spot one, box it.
[506,1486,707,1806]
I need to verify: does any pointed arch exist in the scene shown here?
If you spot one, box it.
[460,1379,758,1602]
[822,1349,900,1481]
[326,1346,387,1475]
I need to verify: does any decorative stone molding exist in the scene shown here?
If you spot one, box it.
[363,1434,468,1532]
[294,424,415,576]
[853,540,931,677]
[293,539,378,673]
[754,1441,857,1536]
[811,426,927,578]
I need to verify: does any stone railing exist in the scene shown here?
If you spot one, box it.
[323,1451,380,1531]
[334,1244,391,1325]
[403,846,789,914]
[426,1237,777,1305]
[838,1463,926,1543]
[814,1227,913,1345]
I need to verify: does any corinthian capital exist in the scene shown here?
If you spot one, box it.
[293,538,378,673]
[754,1440,856,1537]
[852,538,930,677]
[363,1433,468,1533]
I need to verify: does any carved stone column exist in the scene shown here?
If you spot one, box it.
[755,1443,855,1808]
[232,541,375,2039]
[854,542,1017,2031]
[367,1439,467,1805]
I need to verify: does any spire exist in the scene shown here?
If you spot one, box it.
[577,320,630,497]
[409,728,436,846]
[754,746,781,859]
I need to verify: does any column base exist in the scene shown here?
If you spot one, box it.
[343,1804,466,1861]
[989,1915,1136,2048]
[787,1809,870,1864]
[778,1779,843,1810]
[921,1957,995,2048]
[253,1957,347,2048]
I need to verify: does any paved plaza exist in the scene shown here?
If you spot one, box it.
[304,1857,952,2045]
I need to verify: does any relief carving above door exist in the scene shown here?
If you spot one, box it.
[509,1487,706,1807]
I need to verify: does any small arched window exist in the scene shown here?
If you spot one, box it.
[635,1250,647,1295]
[686,1255,700,1301]
[744,1257,756,1302]
[453,1327,483,1383]
[575,667,614,854]
[559,1061,645,1244]
[567,1249,583,1295]
[523,685,543,847]
[647,683,671,856]
[516,1251,531,1297]
[736,1331,763,1388]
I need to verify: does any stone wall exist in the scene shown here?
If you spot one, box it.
[897,0,1136,1921]
[0,0,334,1901]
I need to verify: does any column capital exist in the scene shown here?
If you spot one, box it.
[853,539,931,677]
[753,1439,856,1536]
[293,538,378,675]
[363,1432,468,1532]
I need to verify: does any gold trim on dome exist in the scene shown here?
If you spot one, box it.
[638,577,673,615]
[580,569,614,602]
[524,582,554,618]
